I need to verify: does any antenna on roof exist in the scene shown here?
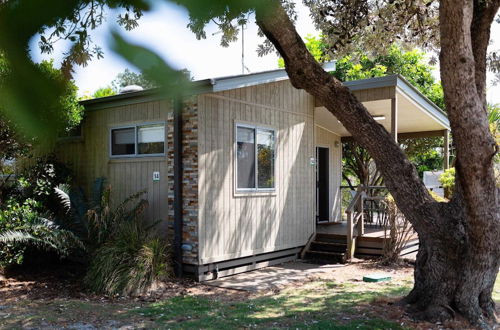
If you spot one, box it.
[212,15,251,74]
[241,15,251,74]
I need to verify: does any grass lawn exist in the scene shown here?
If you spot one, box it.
[135,280,412,329]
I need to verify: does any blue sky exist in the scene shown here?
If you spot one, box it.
[32,1,500,104]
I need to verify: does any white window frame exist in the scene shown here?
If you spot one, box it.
[109,122,166,158]
[234,122,276,193]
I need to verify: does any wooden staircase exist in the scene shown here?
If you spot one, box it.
[304,233,347,263]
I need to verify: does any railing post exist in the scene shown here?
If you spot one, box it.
[347,211,355,260]
[358,192,365,236]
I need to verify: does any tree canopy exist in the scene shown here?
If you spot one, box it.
[0,53,82,151]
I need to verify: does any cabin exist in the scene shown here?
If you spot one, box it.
[57,63,450,280]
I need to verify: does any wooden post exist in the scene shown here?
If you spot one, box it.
[391,96,398,142]
[358,192,365,236]
[443,129,450,170]
[347,212,355,260]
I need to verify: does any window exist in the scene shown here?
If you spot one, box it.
[112,127,135,155]
[236,124,275,191]
[110,123,165,157]
[138,124,165,155]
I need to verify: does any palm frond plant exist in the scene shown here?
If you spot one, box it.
[0,198,84,267]
[53,177,172,295]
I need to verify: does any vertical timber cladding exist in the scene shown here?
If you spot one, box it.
[56,100,171,229]
[167,97,199,265]
[197,80,316,265]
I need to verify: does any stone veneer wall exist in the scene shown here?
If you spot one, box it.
[167,97,199,265]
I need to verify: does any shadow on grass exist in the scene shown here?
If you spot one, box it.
[134,281,412,329]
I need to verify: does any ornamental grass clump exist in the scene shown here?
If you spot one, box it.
[74,181,172,296]
[84,220,171,296]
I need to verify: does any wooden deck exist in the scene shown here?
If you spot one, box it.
[316,222,419,257]
[317,222,389,238]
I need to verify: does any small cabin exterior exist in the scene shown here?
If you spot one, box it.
[57,65,450,280]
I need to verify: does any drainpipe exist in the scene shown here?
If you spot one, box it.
[173,96,183,277]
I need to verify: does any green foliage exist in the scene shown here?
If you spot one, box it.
[19,154,73,212]
[111,68,156,91]
[83,186,172,296]
[84,220,170,296]
[488,104,500,165]
[439,168,456,199]
[406,147,443,178]
[334,44,444,109]
[92,86,116,99]
[280,39,444,110]
[0,198,83,267]
[0,154,84,268]
[0,52,83,143]
[0,116,31,174]
[54,178,171,295]
[278,34,331,67]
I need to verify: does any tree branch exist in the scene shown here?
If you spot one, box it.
[255,0,436,233]
[471,0,500,103]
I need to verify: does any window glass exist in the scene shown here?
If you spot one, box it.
[111,127,135,155]
[138,124,165,154]
[236,126,256,189]
[257,129,275,188]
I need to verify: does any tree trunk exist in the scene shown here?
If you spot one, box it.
[255,1,499,326]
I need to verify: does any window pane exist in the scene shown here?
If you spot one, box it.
[236,127,255,189]
[257,129,275,189]
[111,127,135,155]
[138,124,165,154]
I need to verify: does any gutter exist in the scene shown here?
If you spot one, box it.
[173,96,183,277]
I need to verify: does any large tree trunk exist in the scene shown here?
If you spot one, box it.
[255,1,499,326]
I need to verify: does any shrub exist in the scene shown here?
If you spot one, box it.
[382,195,414,264]
[19,154,72,212]
[439,167,455,199]
[84,220,171,296]
[54,178,149,252]
[55,178,172,296]
[0,198,83,268]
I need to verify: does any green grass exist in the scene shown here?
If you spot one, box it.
[135,280,412,329]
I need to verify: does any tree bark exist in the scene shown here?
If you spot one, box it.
[255,1,499,327]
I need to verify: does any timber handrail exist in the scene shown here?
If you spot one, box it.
[345,185,366,260]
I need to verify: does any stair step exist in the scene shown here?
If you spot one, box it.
[310,241,347,253]
[308,250,345,256]
[312,241,347,247]
[315,233,347,244]
[305,250,346,264]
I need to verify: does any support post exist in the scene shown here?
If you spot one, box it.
[173,97,183,277]
[391,96,398,142]
[443,129,450,170]
[357,192,365,236]
[347,212,355,260]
